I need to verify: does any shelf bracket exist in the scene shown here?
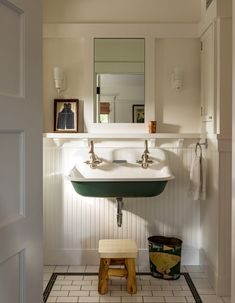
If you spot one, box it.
[177,139,184,148]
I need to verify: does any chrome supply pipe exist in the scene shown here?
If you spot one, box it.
[136,140,153,169]
[116,197,124,227]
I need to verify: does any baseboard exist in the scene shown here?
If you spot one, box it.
[44,247,200,266]
[44,249,100,265]
[199,249,230,296]
[199,249,218,291]
[217,273,231,296]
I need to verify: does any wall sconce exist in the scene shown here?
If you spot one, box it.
[171,67,184,90]
[54,67,65,97]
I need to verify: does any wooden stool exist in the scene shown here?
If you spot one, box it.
[98,239,138,295]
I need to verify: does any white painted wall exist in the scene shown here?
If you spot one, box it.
[43,38,85,132]
[43,0,201,133]
[155,38,201,133]
[43,0,201,24]
[216,18,232,137]
[43,33,200,133]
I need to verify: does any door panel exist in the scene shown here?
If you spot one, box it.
[0,132,25,226]
[0,1,24,97]
[0,0,42,302]
[0,251,24,302]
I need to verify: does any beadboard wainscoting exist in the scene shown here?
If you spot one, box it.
[43,139,201,266]
[200,137,232,296]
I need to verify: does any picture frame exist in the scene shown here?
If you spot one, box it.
[54,99,79,132]
[132,104,145,123]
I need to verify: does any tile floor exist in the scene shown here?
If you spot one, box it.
[43,265,230,303]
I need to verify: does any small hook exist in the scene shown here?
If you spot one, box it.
[195,142,202,157]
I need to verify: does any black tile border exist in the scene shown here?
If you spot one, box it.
[183,272,203,303]
[43,272,203,303]
[43,272,57,302]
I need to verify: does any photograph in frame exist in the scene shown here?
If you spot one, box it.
[132,104,145,123]
[54,99,79,132]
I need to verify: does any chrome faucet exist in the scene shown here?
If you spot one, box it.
[85,140,102,168]
[136,140,153,169]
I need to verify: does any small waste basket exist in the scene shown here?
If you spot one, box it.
[148,236,182,280]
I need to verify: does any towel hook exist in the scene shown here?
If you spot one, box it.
[195,142,202,155]
[196,139,208,149]
[200,139,208,149]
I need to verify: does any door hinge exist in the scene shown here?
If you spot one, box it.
[206,0,214,9]
[200,41,203,51]
[200,106,203,116]
[96,87,100,94]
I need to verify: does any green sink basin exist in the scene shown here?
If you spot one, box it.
[71,179,168,198]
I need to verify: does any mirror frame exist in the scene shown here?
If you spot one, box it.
[94,38,145,124]
[83,25,157,133]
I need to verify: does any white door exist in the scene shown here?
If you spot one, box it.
[232,0,235,300]
[0,0,42,302]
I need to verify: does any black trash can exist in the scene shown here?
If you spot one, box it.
[148,236,182,280]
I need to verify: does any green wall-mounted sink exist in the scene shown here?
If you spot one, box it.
[71,179,168,198]
[68,147,174,198]
[68,147,174,227]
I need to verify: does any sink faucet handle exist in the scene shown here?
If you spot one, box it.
[85,140,102,168]
[89,140,94,154]
[136,140,153,169]
[144,140,150,154]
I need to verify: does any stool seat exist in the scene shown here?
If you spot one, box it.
[99,239,138,258]
[98,239,138,295]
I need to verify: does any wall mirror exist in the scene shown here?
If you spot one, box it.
[94,38,145,123]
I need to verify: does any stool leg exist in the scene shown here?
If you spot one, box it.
[98,258,110,295]
[125,258,137,294]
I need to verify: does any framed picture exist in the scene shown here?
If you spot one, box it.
[54,99,79,132]
[132,104,145,123]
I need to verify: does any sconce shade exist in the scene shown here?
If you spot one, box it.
[53,67,65,93]
[54,67,64,80]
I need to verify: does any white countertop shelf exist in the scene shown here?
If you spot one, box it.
[44,132,202,140]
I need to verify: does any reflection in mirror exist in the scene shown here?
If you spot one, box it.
[94,38,145,123]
